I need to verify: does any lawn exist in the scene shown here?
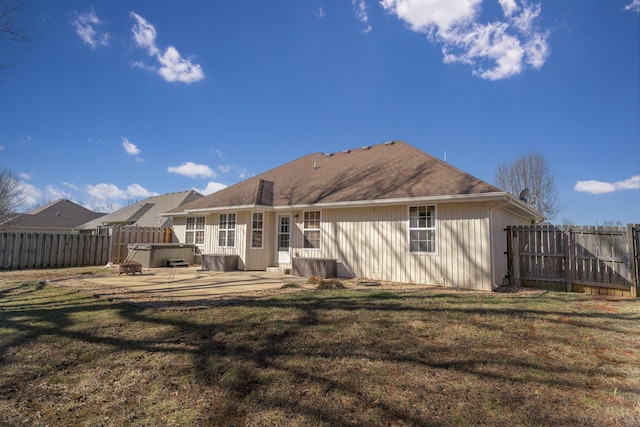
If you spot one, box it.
[1,267,639,426]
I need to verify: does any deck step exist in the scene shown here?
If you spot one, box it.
[165,258,189,268]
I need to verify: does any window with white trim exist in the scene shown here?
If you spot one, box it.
[251,212,263,248]
[185,217,205,246]
[303,211,321,249]
[409,206,436,253]
[218,213,236,247]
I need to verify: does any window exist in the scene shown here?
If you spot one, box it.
[278,216,290,251]
[185,217,205,246]
[218,213,236,247]
[409,206,436,253]
[303,211,321,249]
[251,212,263,248]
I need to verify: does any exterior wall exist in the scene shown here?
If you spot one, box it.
[244,211,277,270]
[172,217,186,243]
[200,212,247,270]
[172,202,528,289]
[294,202,495,291]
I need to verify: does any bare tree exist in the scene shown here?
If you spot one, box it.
[495,151,561,219]
[0,167,25,222]
[1,0,31,73]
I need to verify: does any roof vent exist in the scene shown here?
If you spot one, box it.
[384,140,395,146]
[361,146,371,150]
[342,149,351,154]
[324,153,333,157]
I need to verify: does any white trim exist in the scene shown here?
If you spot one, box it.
[276,214,292,264]
[302,210,322,250]
[218,212,236,248]
[184,216,206,248]
[408,204,437,255]
[250,211,264,249]
[163,192,543,222]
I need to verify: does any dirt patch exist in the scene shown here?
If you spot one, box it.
[47,275,547,311]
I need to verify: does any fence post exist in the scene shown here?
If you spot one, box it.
[564,227,572,292]
[627,224,637,298]
[512,228,521,286]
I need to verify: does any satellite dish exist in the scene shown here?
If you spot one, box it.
[518,188,529,203]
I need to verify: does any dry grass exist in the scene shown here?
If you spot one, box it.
[1,267,639,426]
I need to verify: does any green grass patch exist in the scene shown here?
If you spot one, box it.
[1,268,639,426]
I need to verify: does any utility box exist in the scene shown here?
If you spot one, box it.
[201,254,239,272]
[292,257,337,279]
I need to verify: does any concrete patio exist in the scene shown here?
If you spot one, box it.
[87,267,303,301]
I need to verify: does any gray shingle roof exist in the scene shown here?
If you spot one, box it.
[75,190,202,230]
[172,141,503,213]
[0,199,105,230]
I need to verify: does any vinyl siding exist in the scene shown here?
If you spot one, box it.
[172,202,529,289]
[308,203,495,290]
[244,211,276,270]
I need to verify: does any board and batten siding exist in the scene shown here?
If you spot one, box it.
[244,211,276,271]
[299,202,495,290]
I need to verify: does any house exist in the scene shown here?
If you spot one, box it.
[165,141,544,290]
[75,190,203,235]
[0,199,105,233]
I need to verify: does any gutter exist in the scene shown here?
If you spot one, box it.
[162,192,544,223]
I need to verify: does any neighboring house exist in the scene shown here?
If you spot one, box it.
[0,199,105,233]
[75,190,203,235]
[166,141,544,290]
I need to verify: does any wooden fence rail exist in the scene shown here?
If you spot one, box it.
[109,225,173,264]
[0,232,110,270]
[0,226,173,270]
[507,225,639,297]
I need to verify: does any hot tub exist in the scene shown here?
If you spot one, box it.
[126,243,196,268]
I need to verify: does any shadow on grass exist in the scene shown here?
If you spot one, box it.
[2,282,639,426]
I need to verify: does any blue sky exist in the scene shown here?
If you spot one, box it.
[1,0,638,225]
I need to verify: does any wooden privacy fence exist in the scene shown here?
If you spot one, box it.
[0,232,110,270]
[0,226,173,270]
[506,225,639,297]
[110,225,173,264]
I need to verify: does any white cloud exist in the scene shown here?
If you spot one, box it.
[380,0,550,80]
[130,12,205,84]
[380,0,480,32]
[126,183,156,198]
[625,0,640,12]
[86,182,157,201]
[72,7,111,49]
[45,185,73,201]
[353,0,373,32]
[0,145,4,150]
[218,165,231,174]
[122,137,141,156]
[575,175,640,194]
[18,172,32,180]
[167,162,215,178]
[498,0,518,18]
[87,183,126,200]
[18,182,42,208]
[314,8,326,18]
[63,182,79,190]
[194,182,227,196]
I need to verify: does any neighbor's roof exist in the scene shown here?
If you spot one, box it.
[169,141,541,221]
[75,190,202,230]
[0,199,105,230]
